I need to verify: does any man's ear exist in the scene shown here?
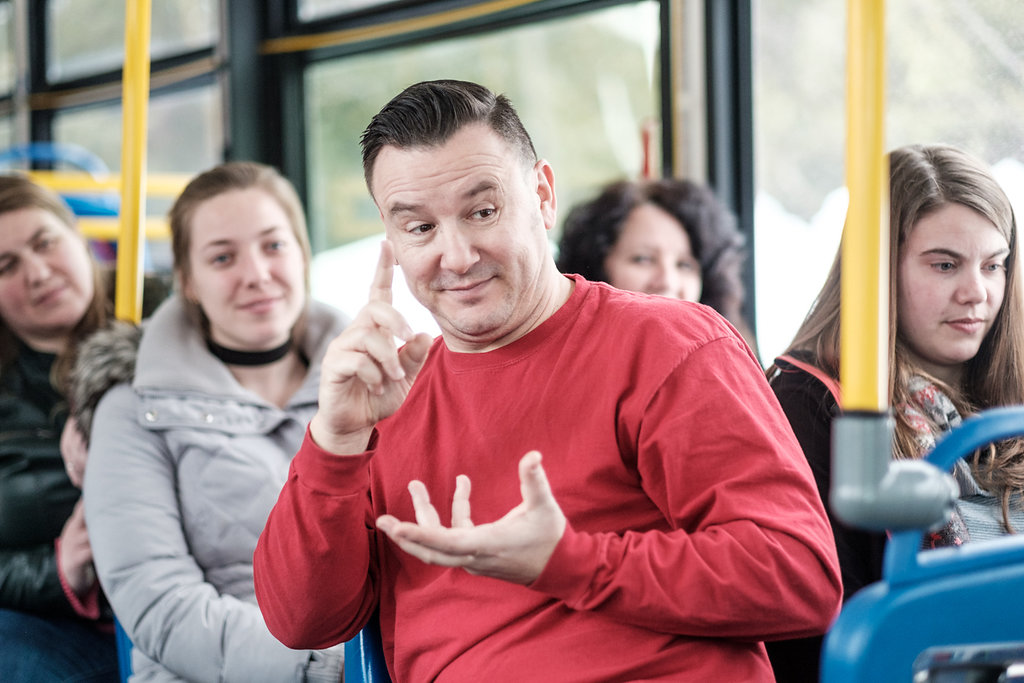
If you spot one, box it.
[534,159,557,231]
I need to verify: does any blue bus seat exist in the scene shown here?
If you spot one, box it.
[116,611,390,683]
[0,142,120,216]
[822,406,1024,682]
[114,617,133,683]
[344,613,391,683]
[115,614,388,683]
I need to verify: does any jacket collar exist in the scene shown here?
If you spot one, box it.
[134,294,348,408]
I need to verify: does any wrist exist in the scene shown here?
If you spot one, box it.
[309,415,374,455]
[54,539,101,618]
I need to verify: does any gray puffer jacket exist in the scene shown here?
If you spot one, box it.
[75,295,348,683]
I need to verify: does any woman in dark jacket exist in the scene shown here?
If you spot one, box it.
[0,174,118,681]
[764,144,1024,681]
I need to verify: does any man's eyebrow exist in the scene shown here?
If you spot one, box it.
[462,180,498,199]
[388,202,421,218]
[387,181,498,218]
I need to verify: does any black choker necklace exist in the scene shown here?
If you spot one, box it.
[206,338,292,366]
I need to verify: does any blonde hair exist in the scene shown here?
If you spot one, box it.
[768,144,1024,528]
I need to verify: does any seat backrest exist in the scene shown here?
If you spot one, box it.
[117,613,388,683]
[114,617,133,683]
[821,406,1024,682]
[344,613,391,683]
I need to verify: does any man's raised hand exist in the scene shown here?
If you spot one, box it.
[310,240,433,455]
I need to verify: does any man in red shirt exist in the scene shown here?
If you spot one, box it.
[254,79,841,682]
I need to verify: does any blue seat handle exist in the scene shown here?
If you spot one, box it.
[885,406,1024,583]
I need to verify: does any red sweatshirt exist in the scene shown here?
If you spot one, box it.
[255,276,841,681]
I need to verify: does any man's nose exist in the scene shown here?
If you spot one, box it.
[438,225,479,274]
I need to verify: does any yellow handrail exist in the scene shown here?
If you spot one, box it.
[115,0,152,324]
[841,0,888,412]
[26,170,188,197]
[77,216,169,242]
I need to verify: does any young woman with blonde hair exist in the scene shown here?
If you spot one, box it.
[75,162,348,682]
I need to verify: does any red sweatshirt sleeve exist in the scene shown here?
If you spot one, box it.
[531,337,843,640]
[54,538,101,620]
[253,428,380,649]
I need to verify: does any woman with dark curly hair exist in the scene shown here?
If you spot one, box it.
[556,178,755,350]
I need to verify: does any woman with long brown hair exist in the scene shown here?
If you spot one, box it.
[0,174,118,681]
[766,143,1024,681]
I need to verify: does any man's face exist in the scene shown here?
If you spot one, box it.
[371,123,560,353]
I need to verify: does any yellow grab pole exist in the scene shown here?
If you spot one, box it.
[832,0,956,534]
[114,0,152,324]
[841,0,888,412]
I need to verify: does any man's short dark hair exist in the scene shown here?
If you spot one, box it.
[360,80,538,195]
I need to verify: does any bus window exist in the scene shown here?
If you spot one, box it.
[754,0,1024,364]
[304,1,661,254]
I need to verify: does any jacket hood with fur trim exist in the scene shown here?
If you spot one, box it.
[69,321,141,444]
